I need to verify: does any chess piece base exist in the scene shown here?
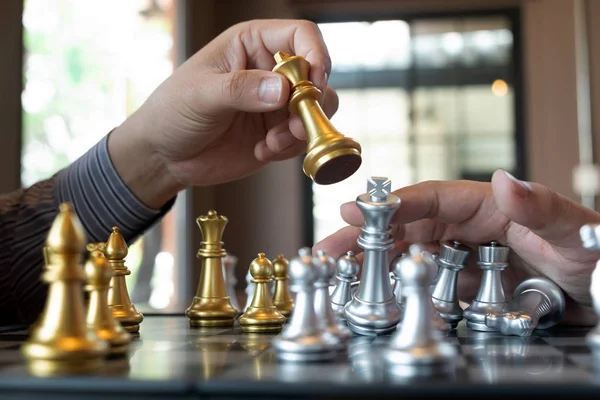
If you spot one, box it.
[273,336,338,362]
[384,341,456,377]
[431,298,463,329]
[344,296,402,336]
[238,306,286,333]
[186,296,239,328]
[96,328,131,356]
[463,300,506,332]
[122,324,140,333]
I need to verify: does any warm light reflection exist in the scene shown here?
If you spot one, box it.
[491,79,509,96]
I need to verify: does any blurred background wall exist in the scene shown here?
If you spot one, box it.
[0,0,598,312]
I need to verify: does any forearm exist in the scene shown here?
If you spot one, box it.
[0,133,176,326]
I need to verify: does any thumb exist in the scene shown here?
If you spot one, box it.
[207,70,289,113]
[491,169,599,248]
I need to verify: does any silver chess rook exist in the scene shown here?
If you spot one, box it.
[432,241,471,329]
[463,241,509,331]
[344,177,402,336]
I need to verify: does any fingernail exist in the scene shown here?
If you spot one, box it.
[503,170,532,191]
[259,76,282,104]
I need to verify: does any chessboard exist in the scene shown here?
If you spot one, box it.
[0,315,598,399]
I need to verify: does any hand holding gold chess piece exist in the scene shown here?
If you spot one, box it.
[239,253,286,333]
[186,210,239,327]
[273,51,362,185]
[21,203,108,376]
[105,227,144,333]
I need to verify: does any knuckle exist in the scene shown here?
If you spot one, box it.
[224,70,248,101]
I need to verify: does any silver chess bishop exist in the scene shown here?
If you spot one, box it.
[579,223,600,350]
[463,241,509,331]
[344,177,403,336]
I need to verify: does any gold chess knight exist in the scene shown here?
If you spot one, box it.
[186,210,238,327]
[273,51,362,185]
[105,227,144,333]
[21,203,108,376]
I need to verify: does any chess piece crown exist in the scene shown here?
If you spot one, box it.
[272,51,361,185]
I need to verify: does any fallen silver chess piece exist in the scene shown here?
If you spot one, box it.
[484,276,565,336]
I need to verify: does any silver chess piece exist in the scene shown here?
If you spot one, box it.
[345,177,402,336]
[273,247,338,362]
[330,251,360,322]
[385,245,456,376]
[463,241,509,332]
[431,241,470,329]
[580,223,600,350]
[244,268,253,311]
[484,277,565,336]
[391,253,407,305]
[314,250,353,349]
[222,253,240,311]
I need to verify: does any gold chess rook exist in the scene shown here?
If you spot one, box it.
[273,51,362,185]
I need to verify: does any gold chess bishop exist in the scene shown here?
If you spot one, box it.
[21,203,108,376]
[105,227,143,333]
[273,51,362,185]
[186,210,239,327]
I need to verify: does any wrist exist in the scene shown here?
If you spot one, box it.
[108,110,184,209]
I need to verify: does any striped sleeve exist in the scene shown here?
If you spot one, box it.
[0,133,174,326]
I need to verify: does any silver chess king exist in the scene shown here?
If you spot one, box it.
[344,176,402,335]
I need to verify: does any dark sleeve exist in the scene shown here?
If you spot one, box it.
[1,134,175,326]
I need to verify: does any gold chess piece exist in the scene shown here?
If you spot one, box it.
[21,203,108,376]
[105,227,143,333]
[272,254,294,318]
[85,249,132,356]
[186,210,239,327]
[273,51,362,185]
[86,242,106,254]
[239,253,286,333]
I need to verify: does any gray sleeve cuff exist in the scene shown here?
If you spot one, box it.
[56,133,175,243]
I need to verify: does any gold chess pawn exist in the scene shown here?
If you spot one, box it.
[186,210,239,327]
[105,227,143,333]
[273,51,362,185]
[85,249,132,356]
[239,253,286,333]
[21,203,108,376]
[272,254,294,318]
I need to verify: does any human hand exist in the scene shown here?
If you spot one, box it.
[109,19,338,208]
[314,169,600,326]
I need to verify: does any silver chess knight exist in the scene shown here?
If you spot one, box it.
[385,245,456,376]
[431,241,470,329]
[330,251,360,321]
[484,277,565,336]
[345,177,402,336]
[579,223,600,350]
[463,241,509,331]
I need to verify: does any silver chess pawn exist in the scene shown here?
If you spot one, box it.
[345,177,402,336]
[314,250,353,349]
[431,241,471,329]
[484,277,565,336]
[580,224,600,350]
[273,247,338,362]
[385,245,456,377]
[391,253,407,305]
[330,251,360,322]
[463,241,509,332]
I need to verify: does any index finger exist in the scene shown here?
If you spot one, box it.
[340,180,492,227]
[232,19,332,92]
